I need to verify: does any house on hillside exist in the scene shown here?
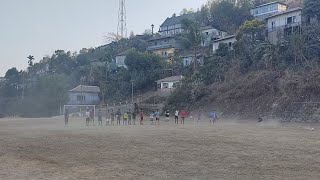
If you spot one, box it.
[156,76,183,91]
[266,7,302,44]
[115,49,133,68]
[212,35,237,53]
[149,13,227,58]
[159,13,197,36]
[147,35,184,58]
[179,48,210,67]
[251,2,288,20]
[201,26,227,47]
[147,13,197,58]
[68,85,100,105]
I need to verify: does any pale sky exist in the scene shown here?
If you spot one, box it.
[0,0,208,76]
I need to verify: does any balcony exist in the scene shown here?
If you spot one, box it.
[147,43,175,51]
[285,22,301,29]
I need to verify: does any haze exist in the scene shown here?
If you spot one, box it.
[0,0,207,76]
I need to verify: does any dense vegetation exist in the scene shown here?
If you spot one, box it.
[167,0,320,121]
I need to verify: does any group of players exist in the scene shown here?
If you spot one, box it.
[64,108,219,126]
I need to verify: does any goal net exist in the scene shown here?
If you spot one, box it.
[64,105,96,119]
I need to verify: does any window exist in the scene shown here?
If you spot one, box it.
[168,25,175,30]
[77,95,85,102]
[206,32,209,35]
[163,83,169,88]
[229,42,232,48]
[271,21,276,29]
[307,17,311,24]
[287,17,293,24]
[293,16,297,23]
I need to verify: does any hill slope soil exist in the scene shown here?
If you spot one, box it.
[181,69,320,122]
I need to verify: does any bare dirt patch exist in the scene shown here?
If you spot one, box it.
[0,117,320,179]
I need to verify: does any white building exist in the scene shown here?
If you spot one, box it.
[68,85,100,105]
[251,2,288,20]
[266,7,302,44]
[115,49,133,68]
[201,26,227,47]
[156,76,183,91]
[212,35,236,53]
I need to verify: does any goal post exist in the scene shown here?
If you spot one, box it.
[63,105,96,119]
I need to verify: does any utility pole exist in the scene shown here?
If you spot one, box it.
[131,80,134,103]
[117,0,127,38]
[21,72,25,100]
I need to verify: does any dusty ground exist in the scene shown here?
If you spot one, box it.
[0,117,320,180]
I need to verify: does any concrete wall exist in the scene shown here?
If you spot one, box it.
[115,55,127,68]
[212,37,236,53]
[201,28,227,47]
[251,3,287,20]
[267,10,302,31]
[152,48,175,57]
[68,92,100,105]
[267,9,302,44]
[156,81,180,91]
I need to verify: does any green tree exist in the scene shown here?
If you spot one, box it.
[303,0,320,22]
[3,68,21,97]
[236,19,266,70]
[27,55,34,67]
[180,19,203,71]
[125,50,165,90]
[180,8,195,15]
[200,56,231,84]
[209,0,253,33]
[21,74,70,117]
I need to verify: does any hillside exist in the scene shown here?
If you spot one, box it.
[200,69,320,122]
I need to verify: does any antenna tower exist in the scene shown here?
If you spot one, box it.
[117,0,127,38]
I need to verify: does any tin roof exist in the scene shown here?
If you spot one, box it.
[70,85,101,93]
[266,7,302,19]
[160,13,197,27]
[212,35,236,43]
[156,76,183,83]
[253,1,287,9]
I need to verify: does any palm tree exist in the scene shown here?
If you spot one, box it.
[27,55,34,67]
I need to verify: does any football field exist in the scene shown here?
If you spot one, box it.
[0,117,320,179]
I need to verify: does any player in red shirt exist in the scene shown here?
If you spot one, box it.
[140,109,144,125]
[181,110,187,124]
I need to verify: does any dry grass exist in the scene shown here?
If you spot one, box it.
[0,117,320,179]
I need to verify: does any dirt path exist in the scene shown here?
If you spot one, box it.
[0,118,320,180]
